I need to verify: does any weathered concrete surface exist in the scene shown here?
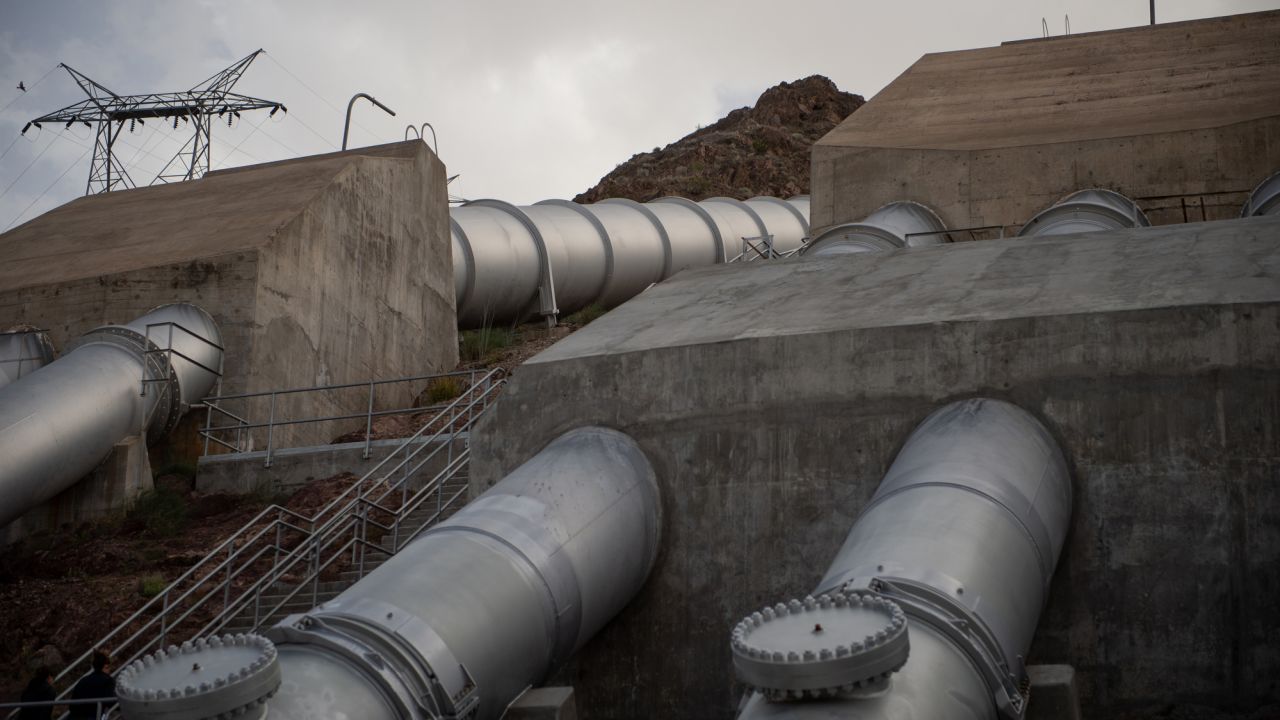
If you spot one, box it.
[196,435,468,495]
[0,140,457,451]
[472,217,1280,719]
[812,11,1280,233]
[507,687,577,720]
[1028,665,1083,720]
[1,434,152,545]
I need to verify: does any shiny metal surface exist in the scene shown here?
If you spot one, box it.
[1242,170,1280,217]
[0,328,55,389]
[803,201,949,257]
[450,195,809,328]
[1018,188,1150,237]
[263,426,662,720]
[0,304,222,531]
[738,398,1072,719]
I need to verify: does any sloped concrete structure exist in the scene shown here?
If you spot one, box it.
[0,140,456,448]
[812,11,1280,234]
[472,216,1280,719]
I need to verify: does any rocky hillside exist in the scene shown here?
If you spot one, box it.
[575,75,863,203]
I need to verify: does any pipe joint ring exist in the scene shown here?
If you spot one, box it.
[425,494,585,670]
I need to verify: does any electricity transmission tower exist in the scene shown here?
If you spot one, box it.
[22,50,285,194]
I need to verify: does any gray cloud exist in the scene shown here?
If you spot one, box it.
[1,0,1276,228]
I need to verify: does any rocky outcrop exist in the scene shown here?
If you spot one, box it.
[575,75,863,203]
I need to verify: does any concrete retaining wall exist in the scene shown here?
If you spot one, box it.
[471,218,1280,719]
[0,140,457,453]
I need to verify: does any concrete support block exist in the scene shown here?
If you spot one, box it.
[2,434,153,545]
[1027,665,1082,720]
[504,687,577,720]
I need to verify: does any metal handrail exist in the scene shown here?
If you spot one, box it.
[21,369,504,720]
[0,697,115,720]
[200,368,486,463]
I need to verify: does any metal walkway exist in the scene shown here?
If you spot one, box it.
[18,367,505,720]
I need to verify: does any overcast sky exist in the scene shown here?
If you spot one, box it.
[1,0,1276,230]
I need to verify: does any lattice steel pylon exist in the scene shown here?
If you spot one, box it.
[22,50,284,194]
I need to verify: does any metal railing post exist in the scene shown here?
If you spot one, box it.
[37,370,504,713]
[203,402,212,456]
[223,545,232,612]
[159,590,170,647]
[264,392,277,468]
[363,379,375,459]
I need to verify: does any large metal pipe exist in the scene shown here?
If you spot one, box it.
[1242,170,1280,217]
[113,427,661,720]
[801,201,949,257]
[1018,188,1149,237]
[0,327,55,390]
[0,304,222,531]
[733,398,1072,719]
[450,195,809,328]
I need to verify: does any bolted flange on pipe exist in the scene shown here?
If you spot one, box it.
[735,398,1072,720]
[232,426,664,720]
[0,303,222,532]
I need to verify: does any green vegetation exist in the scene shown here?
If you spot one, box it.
[564,303,607,326]
[459,327,516,363]
[752,138,770,154]
[426,376,465,403]
[138,574,167,598]
[128,488,189,537]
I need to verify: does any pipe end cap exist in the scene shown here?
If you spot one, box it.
[730,590,909,701]
[116,633,280,719]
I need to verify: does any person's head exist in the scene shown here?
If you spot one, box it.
[91,651,110,674]
[27,666,51,687]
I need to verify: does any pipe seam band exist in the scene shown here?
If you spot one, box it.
[535,199,616,305]
[599,198,675,280]
[423,494,584,671]
[857,473,1056,590]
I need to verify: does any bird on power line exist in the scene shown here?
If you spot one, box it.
[16,82,26,92]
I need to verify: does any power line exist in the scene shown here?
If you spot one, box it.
[0,128,61,203]
[285,111,338,151]
[0,134,23,165]
[24,51,283,193]
[211,115,269,170]
[0,64,59,116]
[3,145,89,232]
[262,52,383,146]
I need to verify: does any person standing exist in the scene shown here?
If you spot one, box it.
[17,666,54,720]
[68,651,114,720]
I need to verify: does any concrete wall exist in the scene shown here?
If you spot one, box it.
[243,146,456,448]
[0,251,260,397]
[0,140,457,456]
[811,12,1280,234]
[812,117,1280,233]
[470,218,1280,719]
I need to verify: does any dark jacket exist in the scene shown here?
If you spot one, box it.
[67,670,114,719]
[17,677,54,720]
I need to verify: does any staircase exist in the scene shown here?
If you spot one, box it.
[19,369,505,720]
[222,461,472,633]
